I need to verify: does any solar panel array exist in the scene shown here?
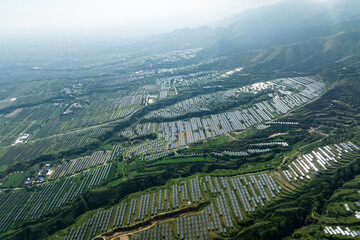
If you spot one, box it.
[0,164,112,233]
[56,140,360,239]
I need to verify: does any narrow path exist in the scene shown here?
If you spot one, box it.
[278,157,288,169]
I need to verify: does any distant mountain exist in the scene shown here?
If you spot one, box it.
[123,26,225,55]
[214,0,360,28]
[108,0,360,69]
[204,0,360,55]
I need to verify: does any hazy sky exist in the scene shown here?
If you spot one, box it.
[0,0,285,40]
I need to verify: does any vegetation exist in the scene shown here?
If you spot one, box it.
[0,0,360,239]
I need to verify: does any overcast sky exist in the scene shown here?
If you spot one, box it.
[0,0,288,40]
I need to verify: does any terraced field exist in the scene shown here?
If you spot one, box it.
[1,5,360,238]
[52,141,359,240]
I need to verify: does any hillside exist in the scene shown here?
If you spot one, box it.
[0,0,360,239]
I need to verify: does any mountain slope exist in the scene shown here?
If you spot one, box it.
[243,29,360,73]
[111,0,360,58]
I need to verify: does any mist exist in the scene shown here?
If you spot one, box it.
[0,0,286,42]
[0,0,337,53]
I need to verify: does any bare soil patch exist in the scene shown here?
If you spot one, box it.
[269,132,288,138]
[5,108,23,118]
